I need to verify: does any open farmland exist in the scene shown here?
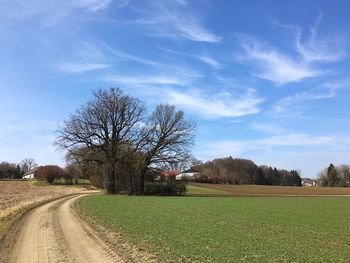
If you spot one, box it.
[189,182,350,196]
[0,181,89,239]
[77,195,350,262]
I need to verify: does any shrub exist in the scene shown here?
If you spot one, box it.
[144,181,186,196]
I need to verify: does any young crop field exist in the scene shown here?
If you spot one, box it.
[78,195,350,262]
[0,181,89,238]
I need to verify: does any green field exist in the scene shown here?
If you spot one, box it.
[77,195,350,262]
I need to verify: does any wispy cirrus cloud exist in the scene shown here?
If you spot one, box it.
[164,88,264,118]
[158,45,222,69]
[295,12,346,63]
[250,123,286,135]
[238,14,347,85]
[56,63,110,74]
[194,55,222,69]
[238,37,321,85]
[54,41,160,74]
[271,80,348,117]
[130,1,221,43]
[203,133,336,158]
[103,74,186,86]
[0,0,119,27]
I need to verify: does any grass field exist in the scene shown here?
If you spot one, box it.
[78,195,350,262]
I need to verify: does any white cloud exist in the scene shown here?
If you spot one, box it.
[271,80,347,117]
[165,88,264,118]
[55,41,161,74]
[239,14,347,85]
[250,123,286,135]
[102,43,161,67]
[56,63,110,74]
[239,39,321,85]
[158,45,222,69]
[202,133,336,159]
[295,13,345,63]
[78,0,115,12]
[131,1,221,43]
[104,74,186,85]
[194,55,222,69]
[0,0,117,26]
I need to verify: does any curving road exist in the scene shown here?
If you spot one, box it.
[5,194,118,263]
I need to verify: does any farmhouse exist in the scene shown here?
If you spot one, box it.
[22,167,39,179]
[301,178,317,187]
[176,168,200,180]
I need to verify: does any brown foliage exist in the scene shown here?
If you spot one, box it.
[36,165,64,184]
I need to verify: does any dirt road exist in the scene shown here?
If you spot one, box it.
[2,194,118,263]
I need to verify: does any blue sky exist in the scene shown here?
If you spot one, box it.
[1,0,350,178]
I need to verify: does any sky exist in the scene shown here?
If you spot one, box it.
[1,0,350,178]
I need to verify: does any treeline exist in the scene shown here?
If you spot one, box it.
[193,157,301,186]
[318,163,350,187]
[0,158,37,180]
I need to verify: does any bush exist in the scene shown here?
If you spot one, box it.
[144,181,186,196]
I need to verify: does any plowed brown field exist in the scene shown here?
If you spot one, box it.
[189,182,350,196]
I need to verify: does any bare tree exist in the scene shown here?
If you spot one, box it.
[20,158,38,175]
[56,88,145,194]
[137,104,195,193]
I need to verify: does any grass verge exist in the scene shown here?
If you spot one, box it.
[77,195,350,262]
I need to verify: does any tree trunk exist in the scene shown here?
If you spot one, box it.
[105,165,116,194]
[139,167,147,195]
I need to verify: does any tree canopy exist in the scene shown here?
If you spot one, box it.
[56,88,195,194]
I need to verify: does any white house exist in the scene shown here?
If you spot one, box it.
[22,167,38,179]
[301,178,317,187]
[176,168,200,180]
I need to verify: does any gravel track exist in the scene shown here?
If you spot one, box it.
[1,194,119,263]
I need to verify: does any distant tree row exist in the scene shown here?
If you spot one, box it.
[192,157,302,186]
[318,163,350,187]
[0,158,37,180]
